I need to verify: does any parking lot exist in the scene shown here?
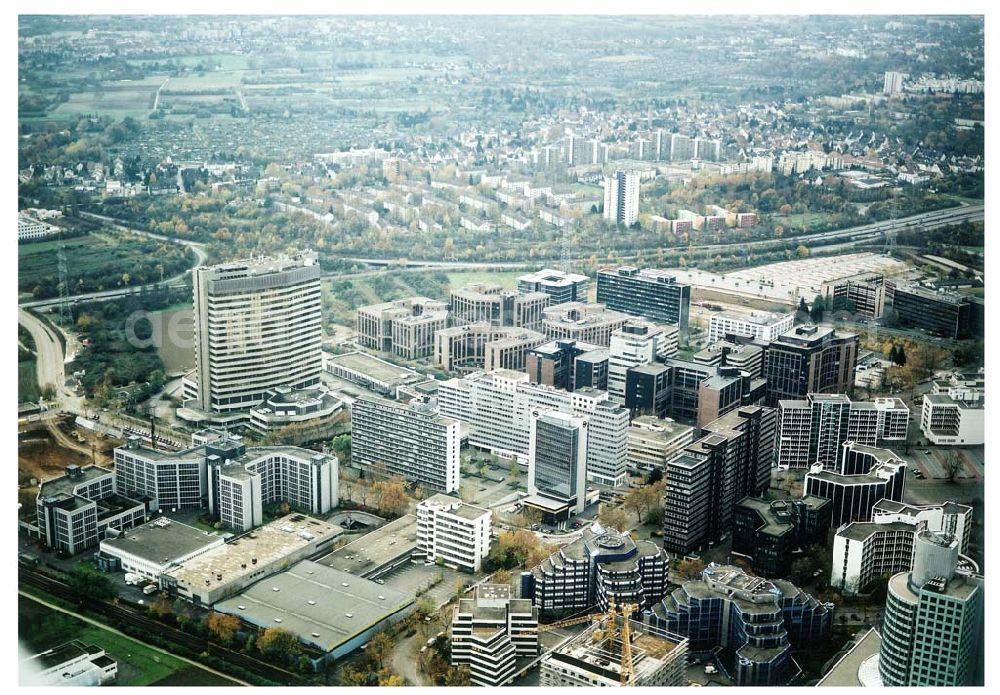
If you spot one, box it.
[376,559,481,611]
[901,446,984,481]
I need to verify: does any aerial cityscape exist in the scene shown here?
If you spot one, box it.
[16,13,985,687]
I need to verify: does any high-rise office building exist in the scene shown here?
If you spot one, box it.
[524,523,670,615]
[518,268,590,304]
[879,531,983,686]
[525,339,606,391]
[803,443,906,527]
[188,251,322,413]
[607,322,678,403]
[832,499,974,596]
[708,310,794,344]
[762,324,858,406]
[603,170,640,227]
[526,411,588,519]
[437,370,629,487]
[596,267,691,332]
[351,396,460,493]
[777,394,909,469]
[662,406,777,554]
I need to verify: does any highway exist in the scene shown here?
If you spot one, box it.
[335,203,984,268]
[20,212,208,310]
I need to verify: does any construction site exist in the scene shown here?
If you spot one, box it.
[538,602,690,687]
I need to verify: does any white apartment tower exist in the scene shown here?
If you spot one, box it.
[416,493,492,572]
[603,170,640,227]
[189,251,322,413]
[351,396,461,493]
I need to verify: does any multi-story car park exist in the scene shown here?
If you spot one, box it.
[596,266,691,333]
[415,494,491,572]
[186,251,323,414]
[351,395,460,493]
[451,584,539,687]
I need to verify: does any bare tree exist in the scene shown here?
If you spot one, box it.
[944,451,962,483]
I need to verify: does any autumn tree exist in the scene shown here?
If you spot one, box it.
[677,557,706,581]
[365,631,395,670]
[206,612,242,647]
[489,528,551,570]
[373,479,409,517]
[598,503,630,533]
[257,627,302,666]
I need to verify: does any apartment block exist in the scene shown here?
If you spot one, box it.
[351,396,460,493]
[603,170,640,226]
[596,267,691,332]
[416,493,491,572]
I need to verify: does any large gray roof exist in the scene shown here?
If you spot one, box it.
[214,560,413,653]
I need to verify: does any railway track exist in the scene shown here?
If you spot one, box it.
[19,568,306,685]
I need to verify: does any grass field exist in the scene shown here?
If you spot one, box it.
[18,595,236,687]
[446,270,523,289]
[19,360,40,402]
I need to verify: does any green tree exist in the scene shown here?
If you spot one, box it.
[810,295,825,323]
[66,562,117,601]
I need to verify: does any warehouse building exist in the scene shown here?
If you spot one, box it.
[98,517,225,581]
[161,515,342,606]
[215,560,413,665]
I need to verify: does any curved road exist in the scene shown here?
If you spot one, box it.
[20,213,207,310]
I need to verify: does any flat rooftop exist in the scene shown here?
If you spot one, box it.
[214,560,413,654]
[101,517,224,565]
[817,628,883,687]
[629,416,694,442]
[38,465,112,498]
[315,514,418,576]
[163,515,342,595]
[326,351,418,383]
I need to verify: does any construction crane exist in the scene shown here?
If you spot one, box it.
[538,599,641,686]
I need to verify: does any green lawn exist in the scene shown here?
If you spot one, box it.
[19,360,40,403]
[446,270,523,290]
[18,594,235,687]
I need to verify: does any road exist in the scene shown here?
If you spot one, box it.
[20,213,207,310]
[392,631,429,686]
[152,77,169,111]
[18,308,89,414]
[19,591,248,686]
